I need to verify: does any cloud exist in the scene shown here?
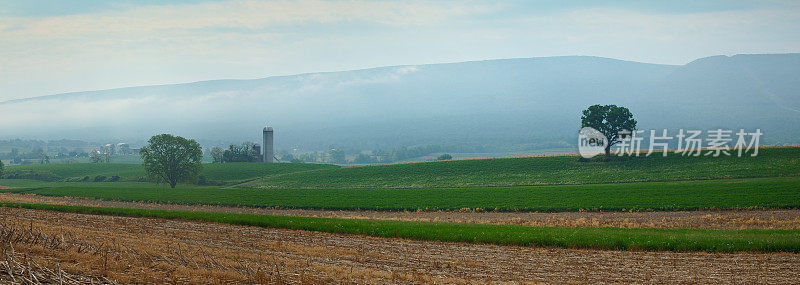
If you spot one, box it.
[0,0,491,40]
[0,0,496,63]
[1,1,799,102]
[561,8,800,41]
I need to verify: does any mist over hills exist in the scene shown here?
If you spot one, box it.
[2,54,798,152]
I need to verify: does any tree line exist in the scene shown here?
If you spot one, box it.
[204,142,463,165]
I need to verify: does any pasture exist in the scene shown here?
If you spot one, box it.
[244,147,800,189]
[3,162,336,185]
[3,177,799,212]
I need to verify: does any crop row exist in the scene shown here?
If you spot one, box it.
[4,177,799,212]
[2,202,799,253]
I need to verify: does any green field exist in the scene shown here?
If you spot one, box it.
[4,177,798,211]
[4,163,144,180]
[3,162,336,185]
[2,202,798,253]
[1,147,799,212]
[2,147,799,254]
[7,147,798,190]
[244,147,800,189]
[0,179,215,189]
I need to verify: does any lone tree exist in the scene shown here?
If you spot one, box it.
[140,134,202,188]
[581,104,637,157]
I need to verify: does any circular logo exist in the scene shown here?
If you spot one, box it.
[578,127,608,158]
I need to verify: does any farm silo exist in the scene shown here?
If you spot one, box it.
[263,126,274,163]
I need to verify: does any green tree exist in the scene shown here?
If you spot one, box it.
[297,151,320,163]
[329,149,346,164]
[9,148,21,164]
[139,134,203,188]
[210,146,224,163]
[102,145,112,163]
[39,152,50,164]
[354,153,376,164]
[280,152,295,162]
[437,154,453,160]
[222,143,259,162]
[581,104,637,157]
[0,160,4,178]
[118,143,131,155]
[90,149,103,163]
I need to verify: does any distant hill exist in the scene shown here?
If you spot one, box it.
[1,54,798,152]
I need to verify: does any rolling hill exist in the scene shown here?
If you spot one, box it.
[3,162,335,185]
[243,147,800,189]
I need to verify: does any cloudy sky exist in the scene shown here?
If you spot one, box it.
[1,0,799,101]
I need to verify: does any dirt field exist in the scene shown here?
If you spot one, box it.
[2,193,799,229]
[1,207,799,284]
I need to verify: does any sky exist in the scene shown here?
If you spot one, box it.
[1,0,799,101]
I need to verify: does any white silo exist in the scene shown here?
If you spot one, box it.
[263,126,274,163]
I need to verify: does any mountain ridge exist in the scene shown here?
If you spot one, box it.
[1,53,797,151]
[0,55,677,105]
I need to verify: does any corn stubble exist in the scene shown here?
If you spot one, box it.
[0,215,299,284]
[1,207,800,284]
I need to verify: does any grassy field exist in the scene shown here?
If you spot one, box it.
[2,202,798,253]
[0,179,217,189]
[1,148,798,212]
[244,147,800,189]
[7,147,798,189]
[200,162,337,183]
[3,177,798,211]
[4,163,145,180]
[3,162,337,185]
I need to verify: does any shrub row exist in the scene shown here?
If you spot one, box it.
[1,170,62,181]
[0,171,126,183]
